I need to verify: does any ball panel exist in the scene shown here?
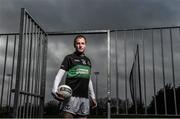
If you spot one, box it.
[57,85,72,99]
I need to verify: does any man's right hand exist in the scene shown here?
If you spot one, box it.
[51,91,64,101]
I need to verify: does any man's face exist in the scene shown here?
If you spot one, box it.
[75,38,86,53]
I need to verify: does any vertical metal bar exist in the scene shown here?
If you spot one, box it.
[37,31,42,117]
[27,19,33,118]
[12,8,25,118]
[27,17,33,118]
[115,31,119,115]
[34,27,40,117]
[6,74,11,106]
[30,24,37,118]
[23,13,31,118]
[33,27,38,117]
[160,29,167,115]
[151,30,157,114]
[132,30,138,114]
[142,30,147,114]
[24,18,30,118]
[169,28,177,115]
[0,35,8,106]
[37,30,42,117]
[20,12,28,118]
[9,35,17,108]
[39,34,48,117]
[39,31,44,116]
[124,31,128,114]
[29,24,34,118]
[29,21,34,118]
[137,45,142,113]
[107,30,111,119]
[33,25,39,117]
[20,11,28,118]
[134,55,137,114]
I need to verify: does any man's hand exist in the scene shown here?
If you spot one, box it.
[51,91,64,101]
[90,98,97,109]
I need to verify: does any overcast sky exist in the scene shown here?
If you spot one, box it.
[1,0,180,33]
[1,0,180,105]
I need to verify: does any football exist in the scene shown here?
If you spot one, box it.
[57,85,72,99]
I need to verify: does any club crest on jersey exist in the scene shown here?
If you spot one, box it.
[87,61,91,66]
[81,59,86,65]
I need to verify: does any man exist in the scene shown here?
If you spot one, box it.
[52,35,97,118]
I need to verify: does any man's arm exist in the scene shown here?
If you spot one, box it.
[89,79,97,109]
[52,69,66,100]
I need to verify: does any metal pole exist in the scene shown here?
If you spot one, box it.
[6,74,12,107]
[20,12,28,118]
[0,35,9,106]
[12,8,25,118]
[169,29,177,115]
[31,25,38,118]
[23,13,31,118]
[160,29,167,115]
[9,35,17,109]
[29,21,36,118]
[132,31,138,114]
[107,30,111,119]
[142,30,147,114]
[40,33,48,118]
[115,31,119,115]
[26,18,33,118]
[151,30,157,115]
[124,31,128,114]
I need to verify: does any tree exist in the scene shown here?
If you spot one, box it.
[148,84,180,114]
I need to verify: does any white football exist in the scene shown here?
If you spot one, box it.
[57,85,72,99]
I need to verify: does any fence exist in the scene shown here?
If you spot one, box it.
[0,8,48,118]
[47,27,180,118]
[0,33,19,117]
[110,27,180,117]
[1,8,180,118]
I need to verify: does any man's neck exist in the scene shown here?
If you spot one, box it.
[74,51,85,56]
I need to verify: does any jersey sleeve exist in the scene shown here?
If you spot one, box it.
[60,55,70,71]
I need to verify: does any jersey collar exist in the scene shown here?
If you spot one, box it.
[74,51,85,57]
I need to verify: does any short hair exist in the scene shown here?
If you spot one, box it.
[73,35,87,47]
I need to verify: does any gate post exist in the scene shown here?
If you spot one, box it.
[12,8,25,118]
[107,30,111,119]
[39,35,48,117]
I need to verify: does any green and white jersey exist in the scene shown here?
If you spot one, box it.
[60,52,91,98]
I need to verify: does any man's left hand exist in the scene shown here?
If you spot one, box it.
[90,99,97,109]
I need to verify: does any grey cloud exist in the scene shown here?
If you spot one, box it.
[1,0,180,33]
[1,0,180,104]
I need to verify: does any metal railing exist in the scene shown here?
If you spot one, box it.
[46,27,180,117]
[12,8,48,118]
[0,34,18,117]
[110,27,180,117]
[1,8,180,118]
[0,8,48,118]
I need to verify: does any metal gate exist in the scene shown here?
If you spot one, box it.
[12,8,48,118]
[47,28,180,118]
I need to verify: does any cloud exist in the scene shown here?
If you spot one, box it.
[1,0,180,33]
[1,0,180,105]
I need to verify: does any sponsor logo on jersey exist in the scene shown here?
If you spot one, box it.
[76,68,89,74]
